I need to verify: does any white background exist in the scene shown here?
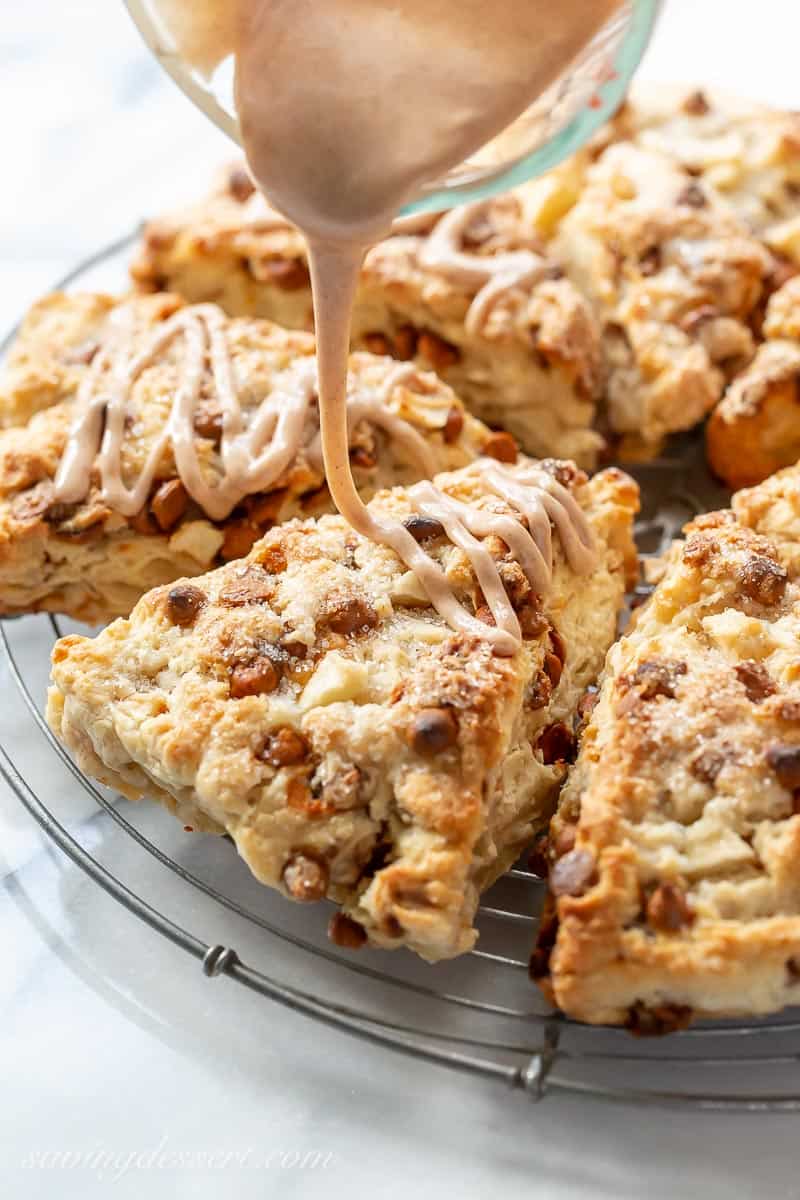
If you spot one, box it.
[2,2,800,1196]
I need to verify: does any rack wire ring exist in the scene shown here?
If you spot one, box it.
[3,234,800,1111]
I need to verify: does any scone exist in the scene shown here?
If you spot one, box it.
[707,277,800,489]
[0,293,494,623]
[533,462,800,1027]
[47,458,638,961]
[612,83,800,256]
[552,140,771,454]
[131,167,605,467]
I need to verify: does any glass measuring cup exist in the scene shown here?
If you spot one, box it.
[125,0,662,216]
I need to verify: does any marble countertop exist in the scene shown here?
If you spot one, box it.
[2,3,800,1197]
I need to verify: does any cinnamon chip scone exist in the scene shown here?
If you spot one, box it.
[552,141,771,454]
[47,459,638,961]
[131,168,605,467]
[0,293,493,623]
[613,84,800,257]
[533,462,800,1027]
[707,277,800,489]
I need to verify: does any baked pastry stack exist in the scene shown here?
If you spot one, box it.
[131,86,800,469]
[47,460,638,960]
[533,463,800,1028]
[14,81,800,1025]
[552,141,770,454]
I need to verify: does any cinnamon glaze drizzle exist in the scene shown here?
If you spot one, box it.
[53,300,594,656]
[54,306,436,522]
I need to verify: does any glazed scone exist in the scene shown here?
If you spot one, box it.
[131,167,605,467]
[707,277,800,489]
[47,459,638,961]
[533,463,800,1027]
[0,293,494,623]
[553,141,771,454]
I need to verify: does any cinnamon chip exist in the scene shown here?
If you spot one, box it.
[625,1002,693,1037]
[221,521,260,561]
[261,258,310,291]
[150,479,189,532]
[676,181,707,208]
[282,853,328,902]
[537,722,576,765]
[328,912,367,949]
[408,707,459,756]
[549,848,596,897]
[543,652,563,688]
[682,89,711,116]
[403,514,445,542]
[320,594,378,636]
[194,408,223,441]
[417,330,460,370]
[646,884,694,933]
[735,660,776,703]
[442,405,464,443]
[482,431,518,464]
[165,584,206,626]
[690,747,726,785]
[262,727,310,767]
[230,657,280,699]
[766,743,800,791]
[738,555,787,605]
[393,325,418,361]
[218,566,275,606]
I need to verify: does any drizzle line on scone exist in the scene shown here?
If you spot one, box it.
[53,301,595,656]
[53,304,436,522]
[207,190,550,337]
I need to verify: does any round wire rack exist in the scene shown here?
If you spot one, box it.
[4,235,800,1111]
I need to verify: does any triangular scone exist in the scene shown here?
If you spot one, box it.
[47,460,637,962]
[553,141,771,455]
[534,462,800,1028]
[0,293,494,623]
[131,168,605,467]
[707,277,800,489]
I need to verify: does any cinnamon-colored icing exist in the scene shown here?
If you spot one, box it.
[54,305,436,522]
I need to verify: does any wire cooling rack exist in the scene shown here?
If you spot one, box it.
[3,235,800,1111]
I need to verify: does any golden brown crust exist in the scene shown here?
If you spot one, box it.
[47,460,638,961]
[707,278,800,489]
[0,293,491,622]
[537,463,800,1026]
[131,166,605,466]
